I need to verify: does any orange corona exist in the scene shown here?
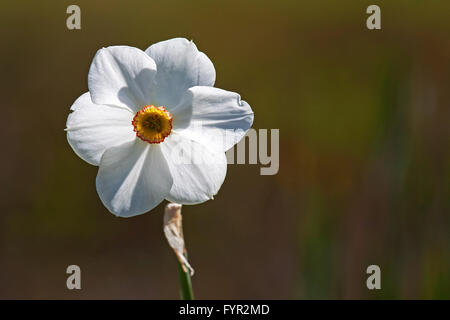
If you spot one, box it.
[132,105,173,144]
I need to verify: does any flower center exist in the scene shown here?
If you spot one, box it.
[132,105,172,144]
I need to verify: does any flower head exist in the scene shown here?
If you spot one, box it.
[66,38,254,217]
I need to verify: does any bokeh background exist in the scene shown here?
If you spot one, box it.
[1,0,449,299]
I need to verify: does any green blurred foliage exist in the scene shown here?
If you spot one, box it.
[0,0,449,299]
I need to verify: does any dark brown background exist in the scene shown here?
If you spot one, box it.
[1,0,449,299]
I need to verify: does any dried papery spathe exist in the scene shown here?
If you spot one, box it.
[164,203,194,276]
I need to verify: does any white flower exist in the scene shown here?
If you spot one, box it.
[66,38,254,217]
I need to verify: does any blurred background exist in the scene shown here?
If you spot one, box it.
[0,0,449,299]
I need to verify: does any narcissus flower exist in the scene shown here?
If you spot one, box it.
[66,38,254,217]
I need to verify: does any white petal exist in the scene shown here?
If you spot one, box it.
[96,140,172,217]
[160,133,227,204]
[145,38,216,109]
[196,52,216,87]
[88,46,157,112]
[66,92,136,166]
[171,86,254,152]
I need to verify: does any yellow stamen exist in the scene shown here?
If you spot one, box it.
[132,105,172,144]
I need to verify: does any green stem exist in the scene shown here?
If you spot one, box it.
[178,255,194,300]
